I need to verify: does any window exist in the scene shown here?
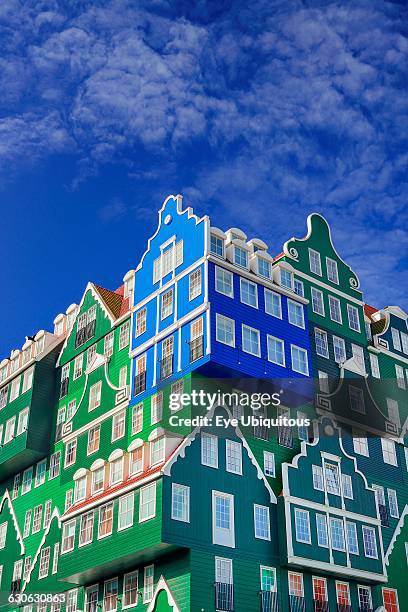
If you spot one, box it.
[91,466,104,494]
[62,519,76,553]
[22,467,33,494]
[104,332,114,358]
[349,386,365,414]
[171,483,190,522]
[391,328,401,352]
[79,512,94,546]
[254,504,271,540]
[291,345,309,375]
[330,517,345,551]
[311,287,325,316]
[316,514,328,547]
[16,408,29,436]
[294,508,310,544]
[264,289,282,318]
[401,332,408,354]
[258,257,270,278]
[326,257,339,283]
[189,268,202,300]
[225,440,242,475]
[123,572,138,608]
[216,314,235,347]
[260,566,276,592]
[65,439,77,467]
[396,365,406,389]
[312,465,324,491]
[313,577,328,604]
[234,246,248,267]
[37,545,50,579]
[119,322,130,350]
[89,381,102,411]
[242,325,260,356]
[0,385,8,409]
[85,585,99,612]
[73,355,83,381]
[109,457,124,485]
[140,482,156,521]
[112,410,126,441]
[294,278,304,297]
[151,392,163,425]
[202,433,218,468]
[332,336,346,363]
[346,522,359,554]
[388,489,399,518]
[161,288,174,319]
[86,344,97,368]
[74,476,87,502]
[12,474,20,499]
[23,555,32,580]
[347,304,361,332]
[4,416,15,443]
[135,308,146,337]
[10,376,20,402]
[288,572,304,597]
[215,266,234,297]
[240,278,258,308]
[265,337,285,368]
[280,269,293,290]
[132,403,143,434]
[103,578,118,612]
[328,295,342,323]
[51,543,59,575]
[0,523,7,549]
[118,492,134,530]
[288,300,305,328]
[358,586,372,611]
[342,474,353,499]
[309,248,322,275]
[98,503,113,538]
[150,437,165,466]
[325,462,341,495]
[381,437,397,466]
[87,425,100,455]
[210,234,224,257]
[23,511,31,538]
[143,565,154,603]
[22,367,34,393]
[32,505,43,533]
[336,583,351,607]
[362,526,378,558]
[352,343,366,373]
[263,451,275,477]
[383,588,399,612]
[34,460,46,488]
[118,366,127,389]
[129,447,144,476]
[318,371,329,394]
[213,491,235,547]
[67,399,76,420]
[387,398,400,428]
[367,353,379,378]
[153,240,183,282]
[67,589,78,612]
[43,500,52,530]
[49,451,61,479]
[353,429,369,457]
[170,379,184,411]
[315,329,329,358]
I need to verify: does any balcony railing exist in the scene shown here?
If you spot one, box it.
[160,355,173,380]
[134,371,146,395]
[289,595,305,612]
[59,377,69,399]
[278,426,293,448]
[378,504,389,527]
[75,320,96,348]
[260,590,279,612]
[337,605,352,612]
[189,336,204,363]
[215,583,234,611]
[358,607,373,612]
[314,601,329,612]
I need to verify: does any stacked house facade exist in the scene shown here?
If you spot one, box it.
[0,195,407,612]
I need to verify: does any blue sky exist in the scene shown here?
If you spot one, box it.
[0,0,407,355]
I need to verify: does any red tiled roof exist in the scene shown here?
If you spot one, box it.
[64,463,164,516]
[93,283,130,320]
[273,252,284,262]
[364,304,378,318]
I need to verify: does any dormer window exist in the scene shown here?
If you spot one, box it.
[74,475,87,502]
[36,336,45,355]
[10,356,20,374]
[258,258,271,279]
[280,269,293,290]
[0,366,7,383]
[234,246,248,268]
[210,234,225,258]
[109,457,124,485]
[150,436,165,466]
[91,466,104,494]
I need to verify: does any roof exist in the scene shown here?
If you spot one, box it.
[93,284,130,320]
[364,304,378,318]
[273,252,285,262]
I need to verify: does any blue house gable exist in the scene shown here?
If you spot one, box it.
[280,418,387,584]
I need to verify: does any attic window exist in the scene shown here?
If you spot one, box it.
[234,246,248,268]
[153,240,183,283]
[210,234,224,258]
